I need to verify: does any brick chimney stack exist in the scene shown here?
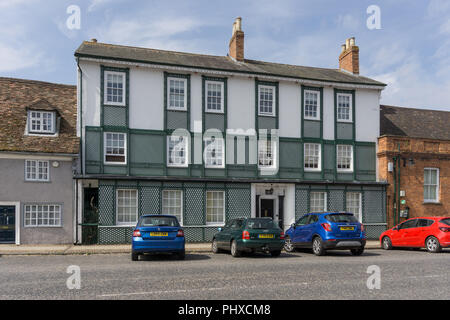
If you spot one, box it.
[339,37,359,75]
[229,17,244,62]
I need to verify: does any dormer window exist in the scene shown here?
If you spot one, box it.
[28,110,56,134]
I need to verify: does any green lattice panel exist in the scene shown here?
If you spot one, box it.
[227,188,251,221]
[166,111,188,130]
[140,187,161,215]
[103,106,127,127]
[362,190,386,224]
[204,227,220,242]
[98,185,115,226]
[295,188,309,219]
[184,227,204,242]
[98,227,133,244]
[328,190,345,212]
[184,188,204,226]
[365,224,387,240]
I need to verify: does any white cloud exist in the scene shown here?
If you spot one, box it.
[0,44,41,72]
[336,14,360,30]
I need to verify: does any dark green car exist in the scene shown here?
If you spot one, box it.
[211,218,285,257]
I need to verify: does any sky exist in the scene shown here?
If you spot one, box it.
[0,0,449,111]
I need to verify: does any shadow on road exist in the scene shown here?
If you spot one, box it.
[138,253,211,262]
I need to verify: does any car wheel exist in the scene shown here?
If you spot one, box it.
[312,236,325,256]
[350,248,364,256]
[271,250,281,257]
[382,236,393,250]
[176,250,185,260]
[426,236,442,253]
[131,252,139,261]
[284,236,295,253]
[212,238,221,254]
[231,240,240,257]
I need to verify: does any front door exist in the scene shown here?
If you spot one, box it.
[260,199,274,219]
[0,206,15,243]
[82,188,99,244]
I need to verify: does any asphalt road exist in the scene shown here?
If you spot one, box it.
[0,249,449,300]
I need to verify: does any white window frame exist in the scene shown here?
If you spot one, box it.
[162,190,183,225]
[336,144,354,172]
[104,132,127,165]
[304,90,320,120]
[205,80,224,113]
[304,143,321,172]
[346,192,362,222]
[116,189,138,226]
[104,70,126,106]
[25,160,50,182]
[28,110,56,134]
[24,204,62,227]
[206,191,225,226]
[310,192,327,213]
[258,85,276,117]
[424,168,440,203]
[337,93,353,123]
[204,137,225,168]
[167,135,189,167]
[167,77,187,111]
[258,139,277,169]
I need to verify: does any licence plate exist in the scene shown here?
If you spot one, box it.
[150,232,168,237]
[258,234,274,239]
[340,226,355,231]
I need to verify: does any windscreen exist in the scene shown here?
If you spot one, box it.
[440,218,450,226]
[246,219,277,229]
[139,216,179,227]
[325,214,359,223]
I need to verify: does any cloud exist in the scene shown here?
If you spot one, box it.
[336,14,360,30]
[0,44,41,72]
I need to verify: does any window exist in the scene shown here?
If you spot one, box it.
[424,168,439,202]
[204,137,224,168]
[258,139,276,168]
[258,85,275,116]
[104,132,126,164]
[25,160,49,181]
[28,111,55,134]
[116,189,138,225]
[304,143,321,171]
[167,136,188,167]
[168,77,187,110]
[346,192,362,222]
[206,191,225,225]
[104,71,125,106]
[296,215,309,226]
[399,219,417,230]
[304,90,320,120]
[337,145,353,172]
[205,81,224,112]
[310,192,327,212]
[337,93,352,122]
[24,204,61,227]
[417,219,434,227]
[162,190,183,224]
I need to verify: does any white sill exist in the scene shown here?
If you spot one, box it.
[167,164,189,168]
[258,113,276,117]
[167,107,187,112]
[337,119,353,123]
[304,168,322,172]
[304,117,321,121]
[205,109,224,114]
[104,161,127,166]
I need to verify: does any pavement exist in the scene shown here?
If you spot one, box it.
[0,240,381,255]
[0,249,449,300]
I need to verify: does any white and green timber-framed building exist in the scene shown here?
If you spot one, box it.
[74,25,388,244]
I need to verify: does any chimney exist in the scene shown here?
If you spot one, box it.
[339,37,359,75]
[229,17,244,61]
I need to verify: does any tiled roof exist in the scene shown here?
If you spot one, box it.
[75,41,386,87]
[0,77,79,154]
[380,105,450,140]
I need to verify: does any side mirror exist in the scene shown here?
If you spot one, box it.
[393,226,399,231]
[217,227,222,232]
[290,223,296,229]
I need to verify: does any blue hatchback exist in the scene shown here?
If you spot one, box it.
[284,212,366,256]
[131,215,185,261]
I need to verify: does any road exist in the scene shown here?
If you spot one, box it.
[0,249,449,300]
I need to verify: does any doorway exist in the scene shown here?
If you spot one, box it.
[0,206,15,243]
[260,199,274,219]
[82,188,99,244]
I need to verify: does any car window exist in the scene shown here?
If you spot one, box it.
[325,214,358,223]
[307,215,318,224]
[224,220,234,228]
[439,218,450,226]
[417,219,434,227]
[296,215,309,226]
[139,216,179,227]
[231,219,243,229]
[400,219,417,229]
[246,218,277,229]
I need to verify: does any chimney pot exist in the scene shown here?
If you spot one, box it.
[91,38,97,43]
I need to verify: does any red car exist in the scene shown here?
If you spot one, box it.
[380,217,450,253]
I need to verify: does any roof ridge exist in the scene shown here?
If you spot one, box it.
[0,77,75,88]
[381,104,450,114]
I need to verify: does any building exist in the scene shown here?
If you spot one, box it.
[378,105,450,228]
[0,78,78,244]
[74,18,388,244]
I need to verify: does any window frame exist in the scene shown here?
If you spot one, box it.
[258,85,276,117]
[336,93,353,123]
[204,80,224,113]
[23,204,62,227]
[310,192,327,213]
[116,189,138,226]
[24,160,50,182]
[258,138,277,169]
[167,77,188,111]
[424,168,440,203]
[104,70,126,106]
[103,132,127,165]
[204,136,225,169]
[167,135,189,168]
[336,144,354,172]
[304,143,322,172]
[346,192,362,222]
[27,110,56,134]
[162,190,183,225]
[303,89,321,121]
[206,190,225,226]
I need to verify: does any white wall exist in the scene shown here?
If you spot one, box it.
[279,81,301,138]
[80,61,100,127]
[190,74,202,130]
[355,89,381,142]
[227,76,255,131]
[322,87,335,140]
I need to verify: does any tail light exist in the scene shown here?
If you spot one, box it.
[242,230,250,240]
[133,229,141,237]
[280,231,285,240]
[321,223,332,232]
[439,227,450,233]
[177,229,185,237]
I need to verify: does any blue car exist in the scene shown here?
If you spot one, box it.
[284,212,366,256]
[131,214,185,261]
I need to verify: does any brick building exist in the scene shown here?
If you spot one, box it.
[378,105,450,228]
